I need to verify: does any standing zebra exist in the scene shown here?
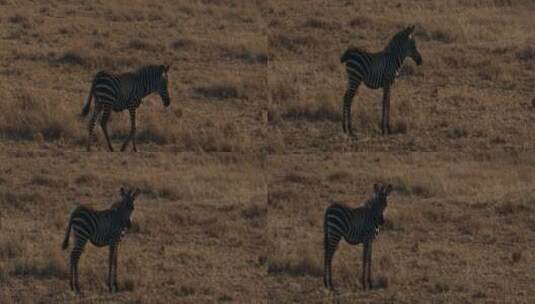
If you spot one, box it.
[81,64,171,152]
[62,187,140,293]
[323,183,392,291]
[341,25,422,137]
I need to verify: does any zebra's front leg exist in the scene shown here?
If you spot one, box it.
[86,104,102,152]
[121,108,137,152]
[381,87,391,135]
[69,255,75,291]
[366,241,373,289]
[108,245,115,292]
[343,84,358,137]
[113,245,119,292]
[100,107,114,152]
[361,241,370,290]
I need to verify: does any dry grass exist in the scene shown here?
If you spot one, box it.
[0,152,266,303]
[267,0,535,152]
[0,0,266,152]
[1,1,535,303]
[267,152,535,303]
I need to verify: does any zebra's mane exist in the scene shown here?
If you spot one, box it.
[110,200,125,210]
[134,65,164,76]
[346,46,368,53]
[363,194,380,209]
[384,29,410,53]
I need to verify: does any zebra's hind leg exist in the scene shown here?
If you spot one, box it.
[381,86,391,135]
[121,108,137,152]
[87,103,102,152]
[324,235,340,291]
[71,239,86,294]
[108,244,118,292]
[100,107,114,152]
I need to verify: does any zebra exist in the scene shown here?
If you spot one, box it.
[62,187,140,293]
[340,25,422,137]
[81,64,171,152]
[323,183,393,291]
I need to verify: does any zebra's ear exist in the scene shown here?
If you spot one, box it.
[385,184,393,195]
[132,188,141,199]
[407,25,415,37]
[373,183,380,193]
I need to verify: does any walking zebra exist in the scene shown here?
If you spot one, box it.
[62,187,140,293]
[323,183,393,291]
[341,25,422,137]
[81,64,171,152]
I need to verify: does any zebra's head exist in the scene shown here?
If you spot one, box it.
[404,25,422,66]
[371,183,393,226]
[159,65,171,107]
[116,187,141,230]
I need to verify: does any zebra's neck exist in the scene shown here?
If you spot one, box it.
[384,35,409,74]
[385,49,406,75]
[362,198,382,225]
[137,69,160,97]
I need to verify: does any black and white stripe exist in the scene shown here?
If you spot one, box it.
[323,183,392,291]
[62,187,140,293]
[81,64,171,152]
[340,25,422,136]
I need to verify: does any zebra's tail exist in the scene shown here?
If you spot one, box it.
[80,77,97,117]
[323,207,329,252]
[62,217,72,250]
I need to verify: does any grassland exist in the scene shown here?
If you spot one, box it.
[267,0,535,152]
[0,152,266,303]
[0,0,267,152]
[267,152,534,303]
[1,1,535,303]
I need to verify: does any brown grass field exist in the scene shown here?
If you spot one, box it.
[267,0,535,152]
[0,0,267,152]
[0,152,266,303]
[1,0,535,303]
[267,152,534,303]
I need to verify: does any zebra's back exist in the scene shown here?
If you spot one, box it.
[341,48,396,89]
[92,71,141,110]
[325,203,374,245]
[70,205,118,247]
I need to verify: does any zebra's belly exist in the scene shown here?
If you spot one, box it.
[89,232,122,247]
[363,73,395,90]
[344,231,375,245]
[363,80,382,90]
[344,235,365,245]
[90,238,110,247]
[112,105,127,112]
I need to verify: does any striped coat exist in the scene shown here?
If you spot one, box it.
[62,188,140,293]
[323,183,392,290]
[341,25,422,136]
[81,65,171,152]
